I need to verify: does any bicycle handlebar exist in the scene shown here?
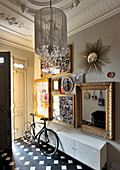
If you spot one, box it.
[40,117,53,121]
[30,113,35,116]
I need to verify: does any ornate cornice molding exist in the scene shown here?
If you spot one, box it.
[67,0,120,36]
[0,29,34,52]
[0,37,34,52]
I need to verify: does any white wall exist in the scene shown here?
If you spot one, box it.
[34,13,120,170]
[67,13,120,170]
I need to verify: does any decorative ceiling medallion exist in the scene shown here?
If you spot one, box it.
[28,0,61,6]
[80,38,111,74]
[7,0,72,16]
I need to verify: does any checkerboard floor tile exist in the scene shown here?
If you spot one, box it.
[0,139,106,170]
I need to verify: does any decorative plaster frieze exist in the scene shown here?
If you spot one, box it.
[0,12,30,30]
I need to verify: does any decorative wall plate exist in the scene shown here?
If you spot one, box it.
[107,72,115,78]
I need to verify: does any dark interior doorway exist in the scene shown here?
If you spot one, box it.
[0,52,11,149]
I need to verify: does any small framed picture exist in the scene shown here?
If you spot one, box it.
[52,78,61,92]
[73,74,84,84]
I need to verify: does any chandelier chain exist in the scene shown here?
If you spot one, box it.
[50,0,52,8]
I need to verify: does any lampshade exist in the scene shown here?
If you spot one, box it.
[35,6,67,58]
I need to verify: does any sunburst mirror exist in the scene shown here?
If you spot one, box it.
[80,38,111,74]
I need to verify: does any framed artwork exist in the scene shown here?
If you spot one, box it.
[34,79,51,118]
[52,94,75,127]
[75,82,115,140]
[73,74,84,84]
[62,77,73,93]
[40,45,72,77]
[52,78,61,92]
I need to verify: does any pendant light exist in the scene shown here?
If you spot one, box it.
[35,0,67,58]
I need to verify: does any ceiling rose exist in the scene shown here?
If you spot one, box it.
[28,0,61,6]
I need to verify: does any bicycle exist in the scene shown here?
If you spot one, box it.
[22,113,59,156]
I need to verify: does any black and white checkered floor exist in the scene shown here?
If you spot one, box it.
[0,139,102,170]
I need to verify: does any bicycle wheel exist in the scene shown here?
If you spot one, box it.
[22,122,34,144]
[38,129,59,156]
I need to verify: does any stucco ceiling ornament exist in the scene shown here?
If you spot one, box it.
[0,12,30,30]
[80,38,111,74]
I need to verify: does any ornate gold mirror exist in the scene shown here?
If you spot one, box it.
[75,82,115,140]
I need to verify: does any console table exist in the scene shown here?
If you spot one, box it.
[49,123,107,170]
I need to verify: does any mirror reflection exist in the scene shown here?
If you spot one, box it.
[87,52,98,63]
[82,89,106,129]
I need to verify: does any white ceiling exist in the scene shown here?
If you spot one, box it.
[0,0,120,51]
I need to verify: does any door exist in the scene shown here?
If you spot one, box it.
[13,59,26,139]
[0,52,11,149]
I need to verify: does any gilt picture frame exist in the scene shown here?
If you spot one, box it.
[34,78,51,118]
[52,78,61,92]
[75,82,115,140]
[52,94,75,127]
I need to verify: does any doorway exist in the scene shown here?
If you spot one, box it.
[0,52,11,149]
[13,59,27,140]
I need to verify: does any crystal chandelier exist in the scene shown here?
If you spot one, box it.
[35,0,67,58]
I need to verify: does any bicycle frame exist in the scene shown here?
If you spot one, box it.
[31,120,48,140]
[23,114,59,156]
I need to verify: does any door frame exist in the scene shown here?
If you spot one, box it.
[11,57,27,141]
